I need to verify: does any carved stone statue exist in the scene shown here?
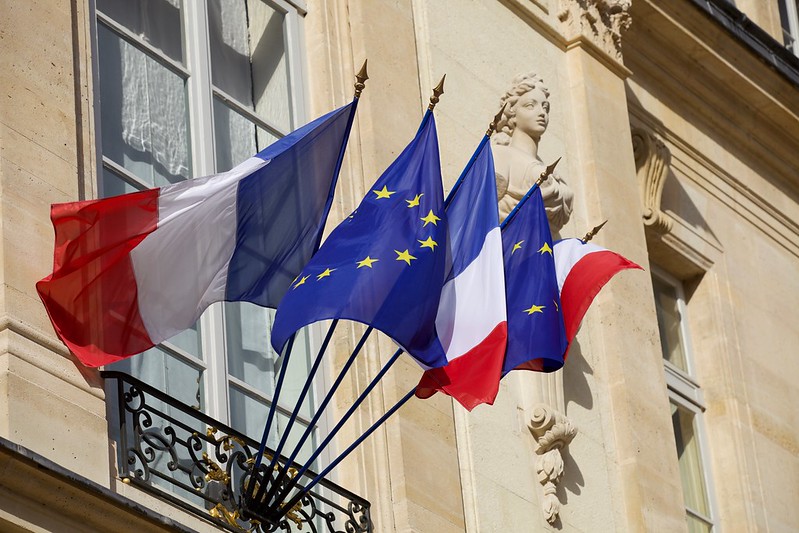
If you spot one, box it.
[493,73,573,232]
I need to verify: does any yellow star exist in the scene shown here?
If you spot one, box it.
[406,193,423,208]
[418,236,438,250]
[316,268,335,280]
[357,256,379,268]
[512,240,524,254]
[373,185,395,199]
[420,210,441,227]
[553,300,559,312]
[293,275,310,289]
[395,249,417,265]
[538,242,553,255]
[524,304,546,315]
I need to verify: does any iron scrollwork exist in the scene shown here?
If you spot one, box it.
[103,371,372,533]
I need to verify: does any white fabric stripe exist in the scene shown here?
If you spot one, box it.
[131,157,270,344]
[553,239,604,292]
[435,228,506,362]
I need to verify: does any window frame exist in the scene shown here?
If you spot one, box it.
[780,0,799,55]
[91,0,331,464]
[652,267,719,532]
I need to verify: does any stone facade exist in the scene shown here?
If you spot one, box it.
[1,0,797,531]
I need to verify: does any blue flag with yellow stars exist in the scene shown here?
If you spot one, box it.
[501,187,568,373]
[271,113,449,368]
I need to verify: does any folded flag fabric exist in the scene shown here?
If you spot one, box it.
[415,138,508,410]
[37,102,356,367]
[271,113,450,368]
[501,187,568,373]
[553,238,643,356]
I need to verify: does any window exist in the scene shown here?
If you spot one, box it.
[95,0,320,461]
[779,0,799,55]
[652,271,717,533]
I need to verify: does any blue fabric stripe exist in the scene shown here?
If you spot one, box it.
[446,141,499,279]
[224,103,354,308]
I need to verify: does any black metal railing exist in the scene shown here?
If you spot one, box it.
[102,371,372,533]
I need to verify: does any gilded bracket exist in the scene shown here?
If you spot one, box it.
[631,126,674,235]
[529,404,578,524]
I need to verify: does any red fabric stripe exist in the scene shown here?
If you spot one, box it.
[36,190,160,367]
[415,322,507,411]
[560,250,642,358]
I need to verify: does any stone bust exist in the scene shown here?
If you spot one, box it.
[493,73,573,232]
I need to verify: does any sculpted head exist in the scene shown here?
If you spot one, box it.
[495,73,550,146]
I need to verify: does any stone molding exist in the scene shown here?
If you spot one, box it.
[557,0,632,62]
[529,404,578,524]
[631,126,673,235]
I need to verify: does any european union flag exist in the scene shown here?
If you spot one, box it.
[271,113,449,368]
[501,187,568,373]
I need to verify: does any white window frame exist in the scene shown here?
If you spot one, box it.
[780,0,799,55]
[652,267,719,532]
[91,0,330,458]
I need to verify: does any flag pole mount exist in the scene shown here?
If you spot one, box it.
[428,75,446,110]
[535,157,561,186]
[354,60,369,99]
[486,102,508,137]
[581,220,608,243]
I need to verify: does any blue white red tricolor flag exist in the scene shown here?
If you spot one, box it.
[37,102,356,367]
[553,238,642,358]
[415,139,508,410]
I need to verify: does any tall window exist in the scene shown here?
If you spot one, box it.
[95,0,319,460]
[779,0,799,55]
[652,270,717,533]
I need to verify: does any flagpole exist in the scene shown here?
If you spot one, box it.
[270,387,417,523]
[444,103,507,208]
[499,157,561,230]
[255,325,374,507]
[248,62,369,499]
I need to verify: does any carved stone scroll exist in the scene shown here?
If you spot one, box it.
[631,126,673,235]
[529,404,578,524]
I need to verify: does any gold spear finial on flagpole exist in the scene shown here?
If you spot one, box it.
[486,102,508,137]
[535,157,561,186]
[582,220,608,243]
[354,60,369,98]
[428,74,446,110]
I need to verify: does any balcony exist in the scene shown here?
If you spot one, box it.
[102,371,372,533]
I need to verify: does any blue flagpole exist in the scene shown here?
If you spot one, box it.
[265,346,405,511]
[247,63,367,499]
[257,325,374,507]
[271,387,417,522]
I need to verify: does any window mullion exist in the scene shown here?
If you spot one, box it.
[183,0,229,426]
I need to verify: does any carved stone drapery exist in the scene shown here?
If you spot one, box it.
[529,404,578,524]
[557,0,632,62]
[631,126,673,235]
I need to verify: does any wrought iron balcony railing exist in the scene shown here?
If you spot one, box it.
[102,371,372,533]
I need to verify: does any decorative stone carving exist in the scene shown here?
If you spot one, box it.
[557,0,632,61]
[529,403,578,524]
[493,73,574,232]
[631,126,673,234]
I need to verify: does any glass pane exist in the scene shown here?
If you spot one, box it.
[225,302,278,396]
[108,345,205,410]
[97,0,184,63]
[98,24,191,188]
[102,166,139,197]
[213,98,280,171]
[208,0,292,131]
[228,385,316,465]
[652,276,689,372]
[671,403,711,518]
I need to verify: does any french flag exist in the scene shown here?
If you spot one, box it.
[416,139,507,410]
[553,238,643,357]
[37,103,356,367]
